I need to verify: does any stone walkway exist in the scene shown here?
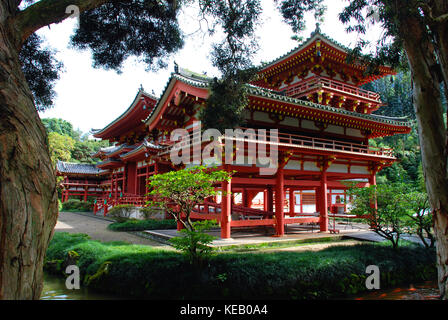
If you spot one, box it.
[55,211,168,247]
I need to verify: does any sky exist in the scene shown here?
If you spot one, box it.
[38,0,382,136]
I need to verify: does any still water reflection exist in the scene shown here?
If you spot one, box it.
[40,272,124,300]
[41,272,440,300]
[353,281,440,300]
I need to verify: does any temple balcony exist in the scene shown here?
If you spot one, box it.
[285,77,382,113]
[163,128,395,161]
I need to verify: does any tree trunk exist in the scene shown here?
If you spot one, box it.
[0,21,58,299]
[401,17,448,299]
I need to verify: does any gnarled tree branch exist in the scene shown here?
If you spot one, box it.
[435,13,448,23]
[14,0,113,45]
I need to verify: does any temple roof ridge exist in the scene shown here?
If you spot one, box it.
[56,160,106,175]
[256,25,353,73]
[93,88,158,139]
[142,64,410,128]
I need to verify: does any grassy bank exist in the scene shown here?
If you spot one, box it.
[45,232,437,299]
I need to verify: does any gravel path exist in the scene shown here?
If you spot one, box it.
[55,211,168,247]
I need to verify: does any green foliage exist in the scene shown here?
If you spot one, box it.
[170,220,217,266]
[277,0,326,34]
[347,183,434,249]
[71,139,111,164]
[147,166,231,230]
[402,191,435,248]
[200,68,257,131]
[148,167,230,266]
[19,33,63,111]
[61,199,92,212]
[48,132,76,166]
[373,121,421,186]
[107,205,136,223]
[199,0,262,74]
[107,219,177,232]
[45,232,436,299]
[43,118,110,164]
[348,183,411,249]
[71,0,183,71]
[197,0,262,131]
[367,72,414,119]
[42,118,80,140]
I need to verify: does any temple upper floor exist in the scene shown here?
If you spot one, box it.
[91,26,410,153]
[251,24,395,114]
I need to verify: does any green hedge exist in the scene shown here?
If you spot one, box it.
[107,219,177,231]
[45,232,437,299]
[61,199,92,212]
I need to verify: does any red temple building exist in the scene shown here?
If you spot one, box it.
[56,27,411,239]
[56,161,109,202]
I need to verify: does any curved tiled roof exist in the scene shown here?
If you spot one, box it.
[142,68,212,124]
[92,89,158,138]
[257,25,352,73]
[245,84,410,127]
[56,161,106,175]
[120,140,165,159]
[143,66,410,128]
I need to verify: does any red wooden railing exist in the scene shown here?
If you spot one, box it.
[229,128,395,158]
[93,193,148,216]
[286,76,381,102]
[166,128,394,159]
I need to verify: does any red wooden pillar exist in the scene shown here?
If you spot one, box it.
[242,188,248,207]
[221,178,232,239]
[369,172,378,214]
[145,165,149,197]
[369,173,377,188]
[263,189,268,211]
[319,171,329,232]
[246,190,258,208]
[111,172,115,199]
[115,173,118,198]
[289,188,295,216]
[83,178,88,202]
[275,167,285,236]
[267,186,274,212]
[110,172,114,198]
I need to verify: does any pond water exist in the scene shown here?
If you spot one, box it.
[352,281,440,300]
[40,273,124,300]
[41,272,440,300]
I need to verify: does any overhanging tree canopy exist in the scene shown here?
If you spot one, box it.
[1,0,448,300]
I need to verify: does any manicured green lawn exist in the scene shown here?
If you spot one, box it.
[45,232,437,299]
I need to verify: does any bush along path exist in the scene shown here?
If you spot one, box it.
[44,232,437,299]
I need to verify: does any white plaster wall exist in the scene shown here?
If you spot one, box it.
[325,124,344,135]
[301,120,318,131]
[303,161,319,171]
[327,163,348,173]
[350,165,369,174]
[285,160,302,170]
